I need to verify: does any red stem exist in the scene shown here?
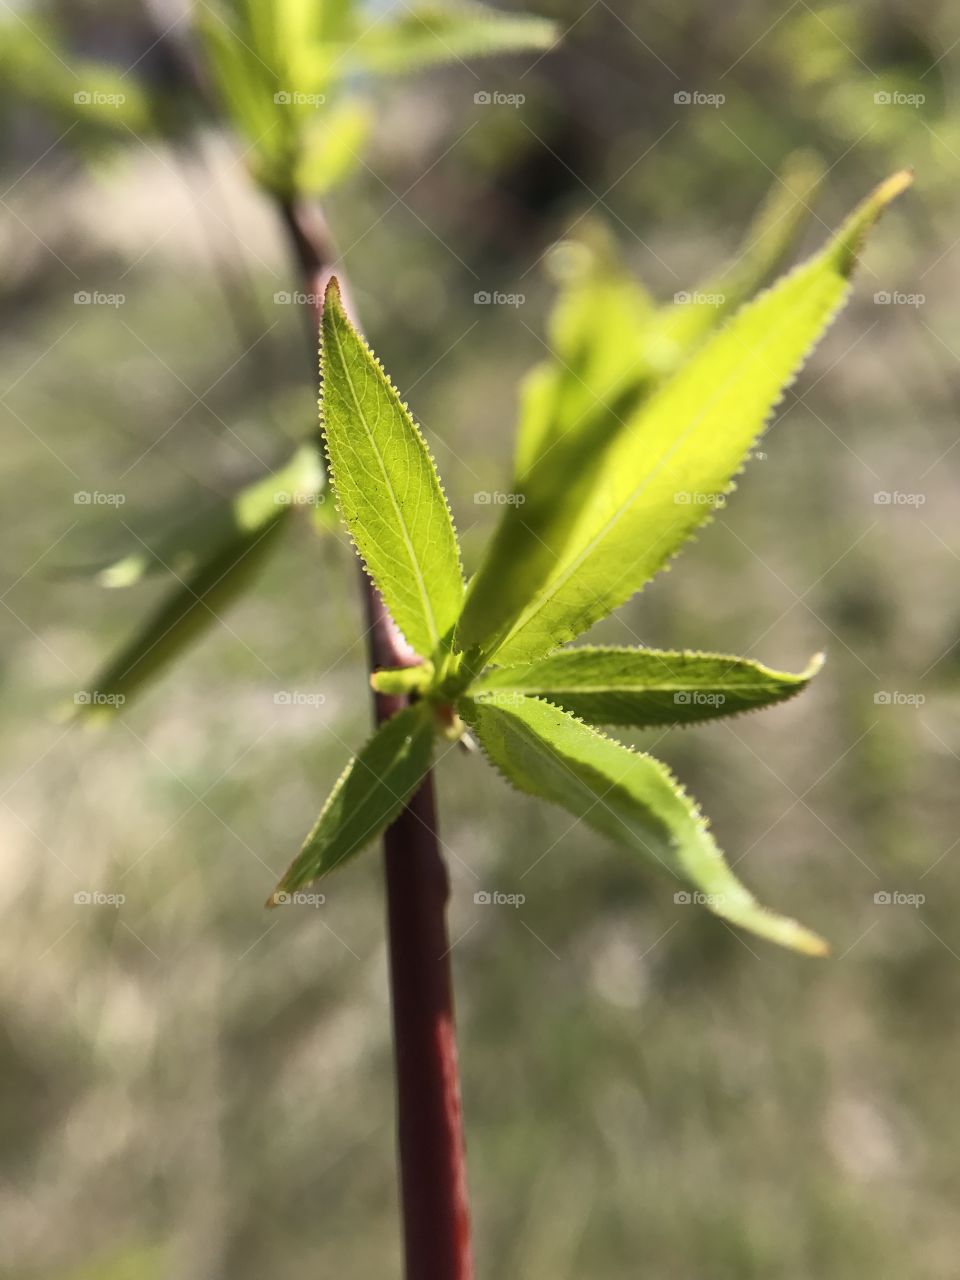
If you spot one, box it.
[279,199,474,1280]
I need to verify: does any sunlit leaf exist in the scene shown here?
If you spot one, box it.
[72,509,290,718]
[269,702,435,900]
[321,278,464,659]
[295,98,373,194]
[70,443,325,589]
[457,170,911,665]
[0,18,154,134]
[344,3,557,75]
[461,694,827,954]
[472,647,824,726]
[514,223,654,478]
[647,149,827,372]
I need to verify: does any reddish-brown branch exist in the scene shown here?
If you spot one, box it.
[279,198,474,1280]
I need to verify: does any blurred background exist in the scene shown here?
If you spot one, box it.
[2,0,958,1276]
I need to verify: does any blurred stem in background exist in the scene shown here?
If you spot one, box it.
[278,194,473,1280]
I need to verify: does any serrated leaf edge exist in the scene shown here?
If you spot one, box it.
[459,693,828,955]
[320,278,464,658]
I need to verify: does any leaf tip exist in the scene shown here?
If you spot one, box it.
[802,651,827,680]
[833,168,913,276]
[324,274,344,311]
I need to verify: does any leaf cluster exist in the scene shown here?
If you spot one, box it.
[269,172,910,953]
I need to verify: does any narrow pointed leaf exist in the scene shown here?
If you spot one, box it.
[72,511,290,719]
[269,703,435,900]
[514,224,654,478]
[457,171,911,665]
[472,647,824,726]
[344,4,557,75]
[68,443,325,589]
[461,694,827,955]
[514,154,822,480]
[321,278,464,659]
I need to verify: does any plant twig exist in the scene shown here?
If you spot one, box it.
[278,196,474,1280]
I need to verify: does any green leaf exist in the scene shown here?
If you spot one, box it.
[75,443,325,589]
[321,277,464,659]
[197,7,285,151]
[294,98,373,195]
[457,170,912,665]
[461,694,827,955]
[513,155,822,480]
[471,647,824,727]
[71,508,290,719]
[647,149,827,371]
[513,224,655,478]
[0,17,154,134]
[344,3,558,75]
[269,703,435,900]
